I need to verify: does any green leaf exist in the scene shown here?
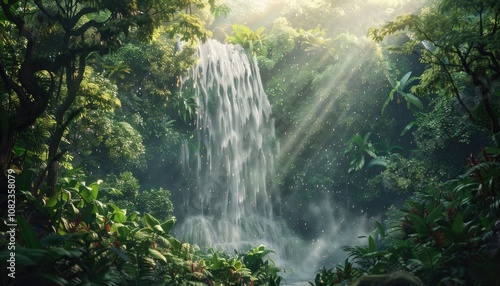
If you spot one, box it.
[46,192,61,208]
[399,71,412,87]
[104,188,123,196]
[113,224,130,237]
[80,202,97,225]
[167,236,182,250]
[17,216,42,249]
[365,147,377,158]
[135,227,153,239]
[484,146,500,155]
[382,89,395,115]
[109,247,131,263]
[350,134,364,146]
[94,200,107,215]
[233,260,242,270]
[375,221,386,237]
[401,121,417,136]
[407,213,427,234]
[87,181,101,201]
[386,73,397,88]
[452,214,464,234]
[367,157,388,168]
[108,202,121,212]
[79,183,93,203]
[153,224,164,233]
[368,235,376,252]
[144,213,161,230]
[113,210,127,223]
[127,211,139,222]
[149,248,167,263]
[403,92,423,110]
[160,216,176,233]
[426,204,444,225]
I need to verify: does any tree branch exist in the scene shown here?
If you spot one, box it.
[70,19,104,37]
[0,62,29,107]
[34,0,65,26]
[418,38,476,122]
[476,45,500,80]
[489,8,499,36]
[71,7,102,29]
[437,52,476,122]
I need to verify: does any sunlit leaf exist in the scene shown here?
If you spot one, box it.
[148,248,167,263]
[144,213,161,230]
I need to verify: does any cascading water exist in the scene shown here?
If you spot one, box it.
[174,39,374,283]
[177,39,294,256]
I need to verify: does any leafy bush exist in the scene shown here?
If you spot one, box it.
[310,146,500,286]
[226,24,266,55]
[0,173,282,285]
[136,188,174,222]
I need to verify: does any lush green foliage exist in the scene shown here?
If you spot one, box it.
[0,173,282,285]
[226,24,266,55]
[2,0,500,284]
[0,1,285,285]
[251,1,425,215]
[304,0,500,284]
[297,25,334,54]
[345,133,378,173]
[382,71,422,116]
[0,0,213,194]
[309,145,500,285]
[370,0,500,134]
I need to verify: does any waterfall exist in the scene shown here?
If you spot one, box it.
[177,39,289,253]
[175,40,371,282]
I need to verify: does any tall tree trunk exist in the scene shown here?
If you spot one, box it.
[42,57,86,196]
[44,124,66,197]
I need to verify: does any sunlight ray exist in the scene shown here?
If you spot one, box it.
[277,44,377,173]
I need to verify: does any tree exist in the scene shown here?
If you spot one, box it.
[96,30,199,183]
[0,0,211,193]
[370,0,500,137]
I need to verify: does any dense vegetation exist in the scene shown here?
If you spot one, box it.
[1,0,499,285]
[0,0,281,285]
